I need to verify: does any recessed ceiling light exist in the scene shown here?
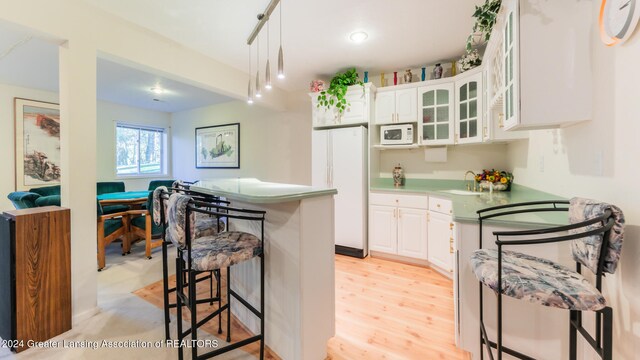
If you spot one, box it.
[150,86,164,94]
[349,31,368,43]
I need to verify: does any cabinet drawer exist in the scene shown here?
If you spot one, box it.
[370,192,428,209]
[429,196,453,214]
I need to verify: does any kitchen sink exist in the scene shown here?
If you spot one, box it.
[440,189,483,196]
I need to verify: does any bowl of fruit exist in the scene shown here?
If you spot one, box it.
[475,169,513,191]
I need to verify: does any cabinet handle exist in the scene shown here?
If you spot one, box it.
[449,237,454,254]
[449,222,454,230]
[499,113,504,128]
[483,127,488,138]
[437,204,441,208]
[393,208,397,218]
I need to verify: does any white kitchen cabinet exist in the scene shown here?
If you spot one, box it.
[312,126,368,257]
[495,0,592,130]
[369,192,428,261]
[454,69,483,144]
[427,196,454,273]
[374,87,417,125]
[418,82,455,145]
[427,210,454,273]
[397,207,428,259]
[310,83,374,128]
[369,205,397,254]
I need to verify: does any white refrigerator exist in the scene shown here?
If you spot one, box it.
[312,126,368,258]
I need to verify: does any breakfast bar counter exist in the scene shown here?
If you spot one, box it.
[191,178,337,360]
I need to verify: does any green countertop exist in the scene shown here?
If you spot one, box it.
[370,178,568,227]
[192,178,337,204]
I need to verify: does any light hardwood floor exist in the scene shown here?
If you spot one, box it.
[328,255,470,360]
[135,254,470,360]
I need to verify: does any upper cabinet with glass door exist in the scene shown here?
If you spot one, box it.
[496,0,592,130]
[418,82,454,145]
[455,68,482,144]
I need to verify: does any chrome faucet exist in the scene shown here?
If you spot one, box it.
[464,170,477,192]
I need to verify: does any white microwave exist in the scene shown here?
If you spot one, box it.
[380,124,414,145]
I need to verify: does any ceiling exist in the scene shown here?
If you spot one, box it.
[82,0,484,91]
[1,1,483,111]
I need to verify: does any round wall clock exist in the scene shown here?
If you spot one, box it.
[600,0,640,46]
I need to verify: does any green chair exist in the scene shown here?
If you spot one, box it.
[97,200,129,271]
[148,180,175,191]
[35,195,61,207]
[29,185,60,197]
[7,192,40,209]
[128,192,163,259]
[97,181,129,214]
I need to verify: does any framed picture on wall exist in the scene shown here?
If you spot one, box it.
[14,98,61,191]
[195,123,240,169]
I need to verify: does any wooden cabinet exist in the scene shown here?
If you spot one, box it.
[374,87,417,124]
[455,69,483,144]
[310,83,373,128]
[0,206,71,353]
[418,82,455,145]
[427,196,454,274]
[492,0,592,130]
[369,192,428,260]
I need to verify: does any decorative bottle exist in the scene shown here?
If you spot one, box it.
[403,69,412,84]
[364,71,369,83]
[393,71,398,85]
[380,73,385,87]
[433,63,443,79]
[421,67,426,81]
[393,164,405,187]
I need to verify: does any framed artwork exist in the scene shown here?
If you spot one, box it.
[195,123,240,169]
[14,98,61,191]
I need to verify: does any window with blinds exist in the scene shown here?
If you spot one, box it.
[116,123,165,176]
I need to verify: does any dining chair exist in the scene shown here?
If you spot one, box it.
[153,185,228,341]
[471,199,624,360]
[166,193,266,360]
[97,200,130,271]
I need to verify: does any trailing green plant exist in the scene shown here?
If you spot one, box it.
[466,0,502,52]
[317,68,364,115]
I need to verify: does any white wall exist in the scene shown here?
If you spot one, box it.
[172,94,311,185]
[96,101,172,191]
[377,143,509,180]
[506,1,640,357]
[0,83,172,209]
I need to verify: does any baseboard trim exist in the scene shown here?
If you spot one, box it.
[335,245,365,258]
[72,306,100,327]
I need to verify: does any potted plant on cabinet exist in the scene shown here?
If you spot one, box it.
[466,0,502,52]
[316,68,364,121]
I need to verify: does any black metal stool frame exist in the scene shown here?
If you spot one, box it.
[476,200,615,360]
[158,187,230,341]
[175,199,266,360]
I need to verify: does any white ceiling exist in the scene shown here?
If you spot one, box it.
[82,0,484,91]
[1,1,483,111]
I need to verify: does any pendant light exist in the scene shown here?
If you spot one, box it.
[247,43,254,104]
[255,34,262,98]
[277,0,285,79]
[265,19,272,90]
